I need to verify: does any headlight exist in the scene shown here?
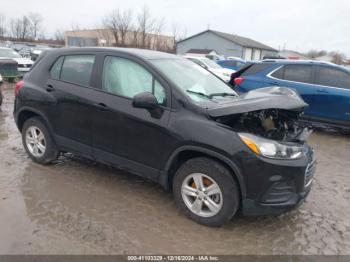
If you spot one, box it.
[238,133,304,159]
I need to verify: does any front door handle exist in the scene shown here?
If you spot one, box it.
[95,102,111,112]
[46,84,55,92]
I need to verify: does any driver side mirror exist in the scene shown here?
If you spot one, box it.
[132,92,159,110]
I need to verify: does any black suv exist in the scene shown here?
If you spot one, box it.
[14,48,316,227]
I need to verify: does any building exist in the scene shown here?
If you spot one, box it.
[278,50,310,60]
[64,29,175,52]
[185,49,219,57]
[176,29,277,61]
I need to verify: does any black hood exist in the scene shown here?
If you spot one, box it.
[202,87,308,117]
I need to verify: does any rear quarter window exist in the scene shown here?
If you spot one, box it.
[50,56,64,79]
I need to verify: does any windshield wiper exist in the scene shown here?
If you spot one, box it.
[209,92,237,98]
[186,90,210,98]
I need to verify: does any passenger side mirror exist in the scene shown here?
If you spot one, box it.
[132,92,159,110]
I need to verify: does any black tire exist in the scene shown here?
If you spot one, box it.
[173,157,240,227]
[22,117,59,165]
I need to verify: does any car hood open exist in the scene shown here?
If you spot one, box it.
[203,86,308,117]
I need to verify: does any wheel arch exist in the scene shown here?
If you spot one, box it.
[160,146,246,199]
[16,107,53,133]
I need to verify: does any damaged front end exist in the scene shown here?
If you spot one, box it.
[207,87,312,145]
[215,108,312,143]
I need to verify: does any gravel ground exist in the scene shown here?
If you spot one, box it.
[0,82,349,255]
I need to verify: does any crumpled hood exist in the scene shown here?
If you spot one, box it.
[204,86,308,117]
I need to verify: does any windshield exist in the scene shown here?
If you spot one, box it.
[152,58,237,102]
[0,49,22,58]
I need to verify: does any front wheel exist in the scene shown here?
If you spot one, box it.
[22,117,59,164]
[173,157,240,227]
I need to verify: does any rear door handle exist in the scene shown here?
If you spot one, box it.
[46,84,55,92]
[95,102,111,112]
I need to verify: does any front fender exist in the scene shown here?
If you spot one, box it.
[160,145,246,199]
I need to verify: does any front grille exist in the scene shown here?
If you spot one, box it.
[305,159,316,187]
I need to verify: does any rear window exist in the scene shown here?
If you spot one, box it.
[50,55,95,87]
[241,63,272,76]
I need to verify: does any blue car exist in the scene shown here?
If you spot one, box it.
[217,59,249,71]
[232,60,350,129]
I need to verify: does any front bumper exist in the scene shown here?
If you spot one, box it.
[240,146,316,216]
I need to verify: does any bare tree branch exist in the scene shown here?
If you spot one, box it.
[28,12,43,40]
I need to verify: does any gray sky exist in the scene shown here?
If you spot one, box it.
[2,0,350,56]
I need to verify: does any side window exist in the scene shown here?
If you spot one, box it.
[60,55,95,86]
[271,66,284,79]
[283,65,313,84]
[50,56,64,79]
[102,56,166,105]
[317,66,350,89]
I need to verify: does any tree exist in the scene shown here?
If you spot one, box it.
[10,16,32,40]
[137,6,155,48]
[28,13,43,40]
[104,8,133,47]
[0,13,6,40]
[330,51,346,65]
[54,29,65,44]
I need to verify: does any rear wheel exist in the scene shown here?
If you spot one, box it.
[173,157,240,227]
[22,117,59,164]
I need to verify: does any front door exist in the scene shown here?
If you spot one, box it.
[91,54,172,177]
[313,65,350,125]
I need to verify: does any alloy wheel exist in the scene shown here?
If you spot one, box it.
[25,126,46,158]
[181,173,223,217]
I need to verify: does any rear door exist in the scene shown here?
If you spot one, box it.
[46,54,96,156]
[313,65,350,125]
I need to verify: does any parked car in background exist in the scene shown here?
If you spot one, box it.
[205,54,224,61]
[217,59,251,71]
[30,46,52,61]
[0,48,34,76]
[227,56,245,61]
[14,48,315,227]
[10,43,32,58]
[231,60,350,129]
[0,58,19,82]
[185,56,235,82]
